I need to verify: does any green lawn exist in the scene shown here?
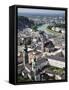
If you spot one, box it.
[47,29,61,36]
[48,66,64,75]
[17,74,32,82]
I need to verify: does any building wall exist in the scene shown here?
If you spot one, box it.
[48,59,65,68]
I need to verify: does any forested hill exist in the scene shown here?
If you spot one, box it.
[18,16,34,31]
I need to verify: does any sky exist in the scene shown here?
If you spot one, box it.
[18,8,65,16]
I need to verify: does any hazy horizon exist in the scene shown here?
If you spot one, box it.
[18,8,65,17]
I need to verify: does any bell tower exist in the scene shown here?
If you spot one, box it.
[23,38,28,66]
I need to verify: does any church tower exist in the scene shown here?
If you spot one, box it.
[23,38,28,66]
[31,55,38,81]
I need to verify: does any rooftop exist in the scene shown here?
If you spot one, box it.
[47,55,65,62]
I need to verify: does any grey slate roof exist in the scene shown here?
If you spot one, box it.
[36,57,48,65]
[47,55,65,62]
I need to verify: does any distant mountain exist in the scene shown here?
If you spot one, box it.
[18,16,34,31]
[18,12,65,17]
